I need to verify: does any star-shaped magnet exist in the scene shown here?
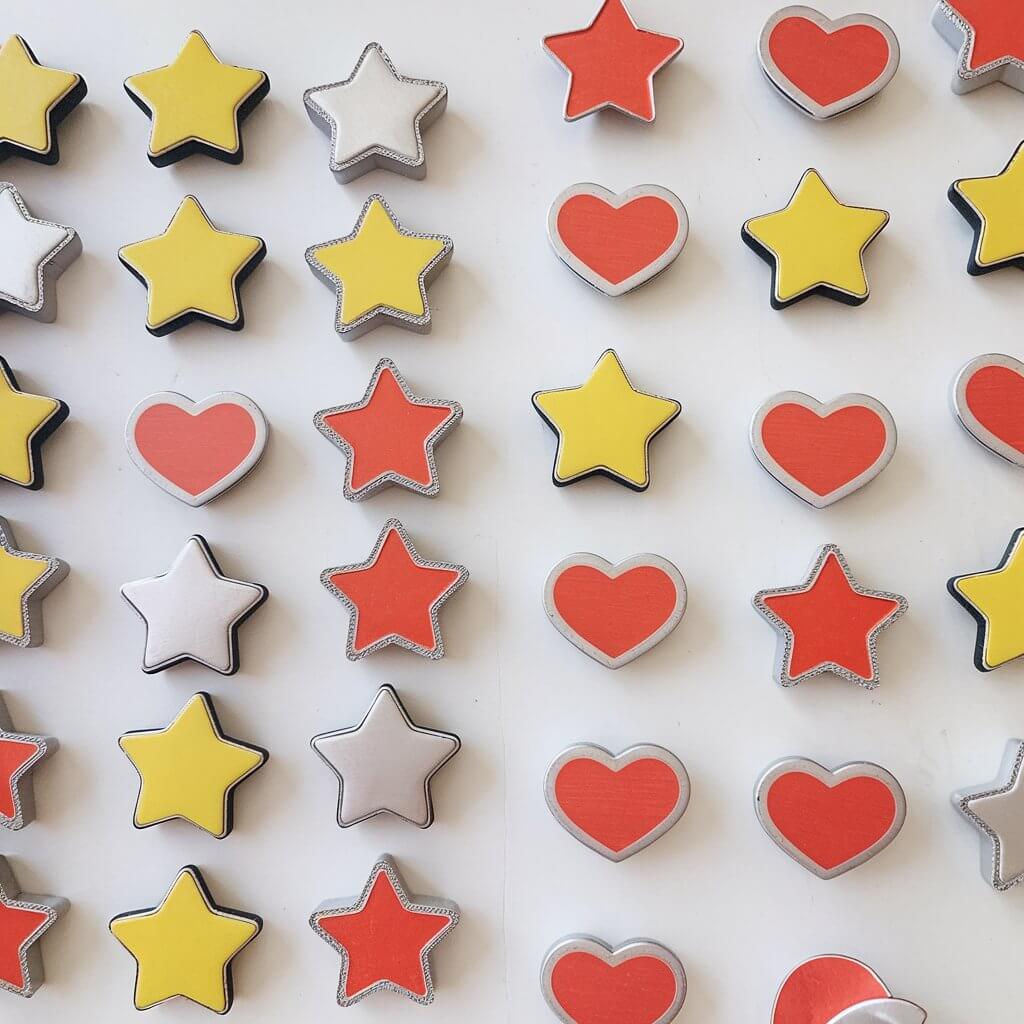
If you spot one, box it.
[0,695,55,831]
[533,349,680,491]
[124,30,269,166]
[312,684,459,828]
[306,194,452,339]
[119,692,267,839]
[119,195,265,336]
[933,0,1024,94]
[0,35,86,164]
[0,357,67,489]
[753,544,907,689]
[0,856,67,997]
[0,517,68,649]
[948,527,1024,672]
[121,535,267,675]
[742,168,889,309]
[304,42,447,182]
[543,0,683,122]
[321,518,467,661]
[0,182,80,322]
[314,358,462,500]
[109,865,261,1012]
[310,853,459,1006]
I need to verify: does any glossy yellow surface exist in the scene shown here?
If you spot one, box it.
[0,546,48,639]
[744,169,889,304]
[309,198,447,327]
[0,368,60,486]
[119,693,265,838]
[954,144,1024,268]
[533,350,680,488]
[119,196,262,331]
[110,867,260,1013]
[0,35,80,156]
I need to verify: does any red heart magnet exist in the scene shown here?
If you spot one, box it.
[543,553,686,669]
[548,183,688,296]
[125,391,268,507]
[759,7,900,119]
[750,392,896,508]
[953,353,1024,468]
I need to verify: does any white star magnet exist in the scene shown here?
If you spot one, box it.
[0,182,80,322]
[312,684,459,828]
[953,738,1024,891]
[304,43,447,182]
[121,536,267,676]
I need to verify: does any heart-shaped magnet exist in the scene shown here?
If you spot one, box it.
[952,353,1024,468]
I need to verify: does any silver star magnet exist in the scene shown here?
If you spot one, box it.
[932,1,1024,94]
[312,684,459,828]
[0,855,67,997]
[0,516,69,648]
[304,43,447,182]
[0,694,56,830]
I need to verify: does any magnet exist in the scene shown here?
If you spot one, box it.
[0,856,67,997]
[544,552,686,669]
[314,358,461,500]
[544,743,689,861]
[306,194,452,339]
[125,391,267,506]
[772,956,926,1024]
[309,853,459,1006]
[750,391,896,508]
[109,865,262,1013]
[124,30,268,166]
[118,692,267,839]
[753,544,907,689]
[932,0,1024,94]
[304,42,447,182]
[0,182,80,322]
[0,356,68,490]
[0,35,86,164]
[948,142,1024,276]
[541,935,687,1024]
[742,169,888,309]
[0,516,68,649]
[952,353,1024,466]
[0,694,56,830]
[118,196,265,336]
[758,7,899,119]
[547,183,688,296]
[311,684,459,828]
[533,350,680,491]
[952,738,1024,890]
[321,518,467,661]
[121,535,267,675]
[947,528,1024,671]
[542,0,683,122]
[754,757,906,879]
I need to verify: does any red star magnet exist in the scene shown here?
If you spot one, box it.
[0,856,67,997]
[933,0,1024,94]
[0,695,55,831]
[321,519,468,661]
[543,0,683,122]
[752,544,907,689]
[314,358,462,501]
[310,854,459,1006]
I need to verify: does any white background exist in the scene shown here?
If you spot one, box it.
[3,0,1023,1020]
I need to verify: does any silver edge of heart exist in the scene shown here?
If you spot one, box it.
[543,552,687,669]
[540,935,687,1024]
[749,391,897,508]
[951,353,1024,469]
[547,183,688,297]
[754,756,907,880]
[543,743,690,862]
[758,6,900,120]
[124,391,269,507]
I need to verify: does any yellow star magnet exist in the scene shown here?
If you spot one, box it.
[949,141,1024,276]
[0,357,67,489]
[532,349,680,491]
[305,193,453,339]
[119,196,265,336]
[124,30,268,166]
[109,866,261,1013]
[119,693,266,839]
[0,35,86,165]
[0,516,67,648]
[949,528,1024,672]
[742,169,889,309]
